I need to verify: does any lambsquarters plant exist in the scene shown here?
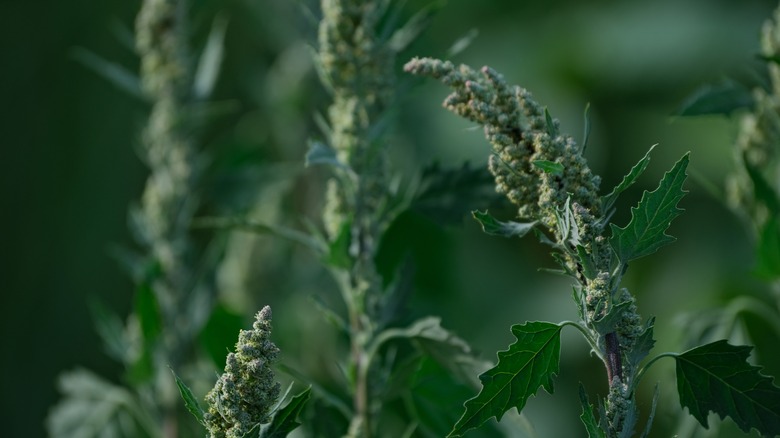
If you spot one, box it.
[405,57,780,437]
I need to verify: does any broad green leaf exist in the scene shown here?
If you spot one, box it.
[674,340,780,436]
[755,219,780,279]
[471,210,537,238]
[579,384,606,438]
[601,145,656,213]
[448,321,562,437]
[171,369,205,425]
[260,387,312,438]
[532,160,564,176]
[610,153,689,263]
[676,80,754,116]
[413,162,497,226]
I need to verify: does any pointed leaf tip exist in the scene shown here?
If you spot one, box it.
[610,153,689,263]
[448,322,562,437]
[675,340,780,436]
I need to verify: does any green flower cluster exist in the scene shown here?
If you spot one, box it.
[404,57,601,230]
[204,306,281,438]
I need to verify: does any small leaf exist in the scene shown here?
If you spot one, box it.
[325,219,353,269]
[581,103,591,153]
[171,369,205,425]
[387,1,445,53]
[610,153,689,263]
[592,300,634,334]
[260,387,312,438]
[544,108,557,137]
[448,321,562,437]
[626,317,655,371]
[471,210,537,238]
[755,219,780,279]
[602,145,656,214]
[532,160,564,176]
[576,245,598,280]
[135,283,162,344]
[744,154,780,217]
[676,80,754,116]
[674,340,780,436]
[579,384,606,438]
[305,140,350,171]
[70,47,143,99]
[639,384,659,438]
[446,28,479,58]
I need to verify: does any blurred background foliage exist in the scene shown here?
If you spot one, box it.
[2,0,780,436]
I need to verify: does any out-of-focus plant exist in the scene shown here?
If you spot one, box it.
[406,54,780,437]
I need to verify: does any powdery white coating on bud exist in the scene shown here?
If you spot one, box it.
[204,306,281,438]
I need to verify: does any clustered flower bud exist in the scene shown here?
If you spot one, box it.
[404,57,601,230]
[204,306,281,438]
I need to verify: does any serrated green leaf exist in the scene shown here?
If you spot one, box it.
[674,340,780,436]
[676,80,754,116]
[579,384,606,438]
[471,210,537,238]
[602,145,656,214]
[448,321,562,437]
[755,219,780,279]
[171,369,205,425]
[576,245,598,280]
[532,160,564,176]
[260,387,312,438]
[610,153,689,263]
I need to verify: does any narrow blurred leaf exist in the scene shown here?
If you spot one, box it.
[602,145,656,214]
[610,153,689,263]
[194,14,228,99]
[579,384,606,438]
[171,369,205,425]
[387,1,445,53]
[192,216,326,254]
[260,387,312,438]
[325,219,352,269]
[472,210,537,238]
[675,340,780,435]
[198,303,245,368]
[755,218,780,279]
[71,47,143,99]
[446,28,479,58]
[581,103,591,153]
[639,384,659,438]
[676,80,754,116]
[448,321,562,437]
[532,160,564,176]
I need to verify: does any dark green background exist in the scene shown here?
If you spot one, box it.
[2,0,778,436]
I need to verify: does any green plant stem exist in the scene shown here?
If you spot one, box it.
[631,352,678,394]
